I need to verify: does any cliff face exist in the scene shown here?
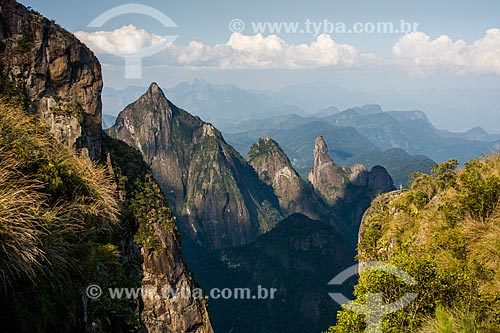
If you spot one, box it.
[103,136,213,333]
[0,0,102,159]
[308,136,395,204]
[109,83,281,249]
[0,2,213,331]
[308,136,351,205]
[248,135,328,219]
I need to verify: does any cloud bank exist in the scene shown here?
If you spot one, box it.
[76,25,500,75]
[393,29,500,75]
[75,26,374,69]
[174,33,374,69]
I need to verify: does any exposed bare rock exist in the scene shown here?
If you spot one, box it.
[0,0,102,159]
[308,136,395,205]
[103,136,214,333]
[109,83,281,250]
[308,136,350,205]
[140,225,213,333]
[349,163,369,186]
[248,135,329,219]
[368,165,395,194]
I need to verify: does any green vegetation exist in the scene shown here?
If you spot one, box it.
[51,101,85,122]
[258,199,281,232]
[12,25,34,54]
[329,156,500,332]
[0,66,29,107]
[101,134,179,253]
[247,137,278,162]
[0,99,134,332]
[0,97,182,332]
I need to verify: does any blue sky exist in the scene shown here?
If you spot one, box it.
[24,0,500,50]
[22,0,500,131]
[24,1,500,81]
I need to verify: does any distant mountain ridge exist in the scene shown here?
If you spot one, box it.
[225,102,499,185]
[165,78,305,129]
[225,120,434,187]
[322,105,497,163]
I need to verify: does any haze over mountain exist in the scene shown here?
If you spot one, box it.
[102,79,500,134]
[102,80,498,187]
[224,102,500,185]
[226,121,434,187]
[4,0,500,332]
[106,83,401,332]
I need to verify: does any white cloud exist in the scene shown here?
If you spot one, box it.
[393,29,500,75]
[75,25,373,69]
[75,25,500,75]
[174,33,374,69]
[74,25,172,56]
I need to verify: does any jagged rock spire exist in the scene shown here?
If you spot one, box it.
[308,136,349,205]
[248,136,329,219]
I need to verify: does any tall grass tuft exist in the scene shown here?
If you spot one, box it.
[419,305,478,333]
[0,98,119,289]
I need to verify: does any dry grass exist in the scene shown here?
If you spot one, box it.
[419,305,478,333]
[0,99,119,289]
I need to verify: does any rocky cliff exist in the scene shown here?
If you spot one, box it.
[102,136,213,333]
[248,135,328,219]
[109,83,282,249]
[308,136,351,205]
[0,1,213,331]
[0,0,102,159]
[308,136,395,205]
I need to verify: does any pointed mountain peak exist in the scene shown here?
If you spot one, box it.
[110,83,174,145]
[248,136,298,186]
[315,135,327,150]
[247,136,324,218]
[248,135,289,164]
[308,136,349,205]
[313,136,331,159]
[259,135,279,148]
[146,82,166,99]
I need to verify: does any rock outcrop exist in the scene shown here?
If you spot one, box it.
[109,83,281,250]
[369,165,396,194]
[308,136,395,204]
[307,136,351,205]
[349,163,369,186]
[248,135,328,219]
[0,2,214,331]
[103,136,214,333]
[0,0,102,159]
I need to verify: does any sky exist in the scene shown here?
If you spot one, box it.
[22,0,500,131]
